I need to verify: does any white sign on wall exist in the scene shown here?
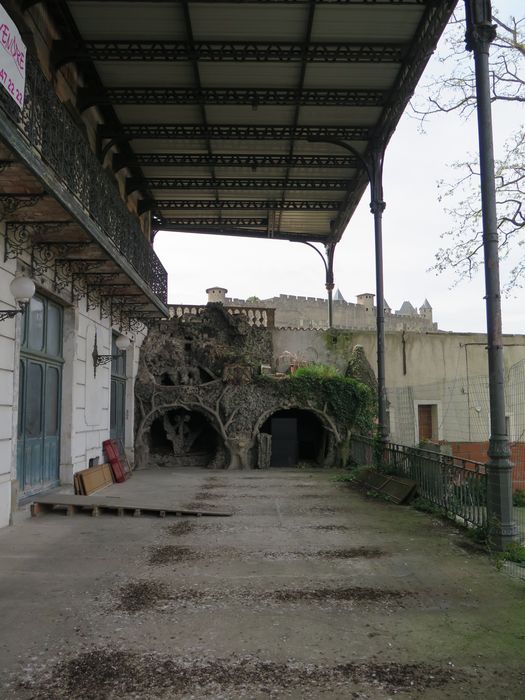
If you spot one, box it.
[0,4,26,108]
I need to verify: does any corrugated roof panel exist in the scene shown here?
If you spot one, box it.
[205,105,297,124]
[303,63,400,90]
[189,5,308,42]
[298,106,382,126]
[210,140,291,156]
[96,63,194,87]
[312,6,425,42]
[68,2,186,40]
[198,63,299,89]
[114,105,203,123]
[133,140,210,155]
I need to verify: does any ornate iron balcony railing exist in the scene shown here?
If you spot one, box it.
[0,53,167,305]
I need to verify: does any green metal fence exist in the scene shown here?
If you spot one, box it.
[351,435,487,529]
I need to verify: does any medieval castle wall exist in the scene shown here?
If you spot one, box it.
[215,289,437,333]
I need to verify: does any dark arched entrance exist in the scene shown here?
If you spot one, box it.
[260,409,326,467]
[148,408,222,468]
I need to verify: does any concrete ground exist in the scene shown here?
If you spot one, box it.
[0,468,524,699]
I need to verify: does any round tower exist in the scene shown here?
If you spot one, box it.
[206,286,228,304]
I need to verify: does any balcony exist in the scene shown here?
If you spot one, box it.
[0,52,167,317]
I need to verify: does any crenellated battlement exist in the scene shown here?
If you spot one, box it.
[216,288,436,332]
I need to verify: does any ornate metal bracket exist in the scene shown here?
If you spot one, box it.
[92,332,130,377]
[0,301,29,323]
[0,194,43,220]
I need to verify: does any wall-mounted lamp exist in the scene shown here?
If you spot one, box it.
[92,332,131,377]
[0,276,36,322]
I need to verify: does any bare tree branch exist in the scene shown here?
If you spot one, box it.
[413,5,524,292]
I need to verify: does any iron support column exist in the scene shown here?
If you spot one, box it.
[369,148,388,446]
[308,135,389,444]
[465,0,516,548]
[300,241,336,329]
[326,242,335,329]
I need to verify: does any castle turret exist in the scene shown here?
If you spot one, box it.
[206,286,228,304]
[419,298,433,321]
[356,292,375,311]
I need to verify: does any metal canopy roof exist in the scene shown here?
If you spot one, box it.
[45,0,456,244]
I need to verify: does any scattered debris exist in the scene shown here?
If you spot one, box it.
[260,547,385,560]
[116,580,171,612]
[268,586,410,603]
[310,524,350,531]
[318,547,385,559]
[148,545,201,565]
[18,648,460,699]
[164,521,197,536]
[194,491,216,500]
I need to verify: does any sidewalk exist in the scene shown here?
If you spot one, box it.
[0,468,523,699]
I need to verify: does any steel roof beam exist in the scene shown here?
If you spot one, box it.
[138,198,342,214]
[113,152,357,171]
[52,39,405,66]
[127,177,351,194]
[78,87,386,110]
[158,224,327,243]
[100,123,370,141]
[51,1,428,5]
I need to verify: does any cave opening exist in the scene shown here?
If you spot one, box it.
[260,409,326,468]
[148,409,221,467]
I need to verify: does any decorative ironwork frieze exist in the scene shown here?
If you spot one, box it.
[54,39,405,65]
[99,123,370,142]
[114,152,357,171]
[140,198,342,213]
[128,177,351,194]
[162,217,267,228]
[78,86,386,110]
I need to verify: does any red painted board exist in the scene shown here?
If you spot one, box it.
[103,439,127,483]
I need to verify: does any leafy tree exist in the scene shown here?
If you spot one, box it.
[411,6,524,292]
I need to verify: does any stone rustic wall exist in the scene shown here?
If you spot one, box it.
[134,304,357,469]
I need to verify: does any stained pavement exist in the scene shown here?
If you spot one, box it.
[0,468,523,698]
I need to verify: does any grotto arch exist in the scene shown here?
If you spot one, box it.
[254,406,337,469]
[136,403,228,469]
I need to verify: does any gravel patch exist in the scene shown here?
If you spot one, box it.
[17,648,460,699]
[318,547,385,559]
[164,520,197,536]
[194,491,217,501]
[260,547,385,560]
[148,545,202,565]
[115,580,171,612]
[268,586,410,603]
[182,501,217,511]
[310,524,350,531]
[110,582,412,613]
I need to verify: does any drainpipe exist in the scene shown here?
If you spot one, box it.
[465,0,516,548]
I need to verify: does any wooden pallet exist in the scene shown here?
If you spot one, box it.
[30,494,232,519]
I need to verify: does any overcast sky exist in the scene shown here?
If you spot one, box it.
[154,1,524,334]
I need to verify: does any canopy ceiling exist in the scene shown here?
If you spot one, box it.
[45,0,457,244]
